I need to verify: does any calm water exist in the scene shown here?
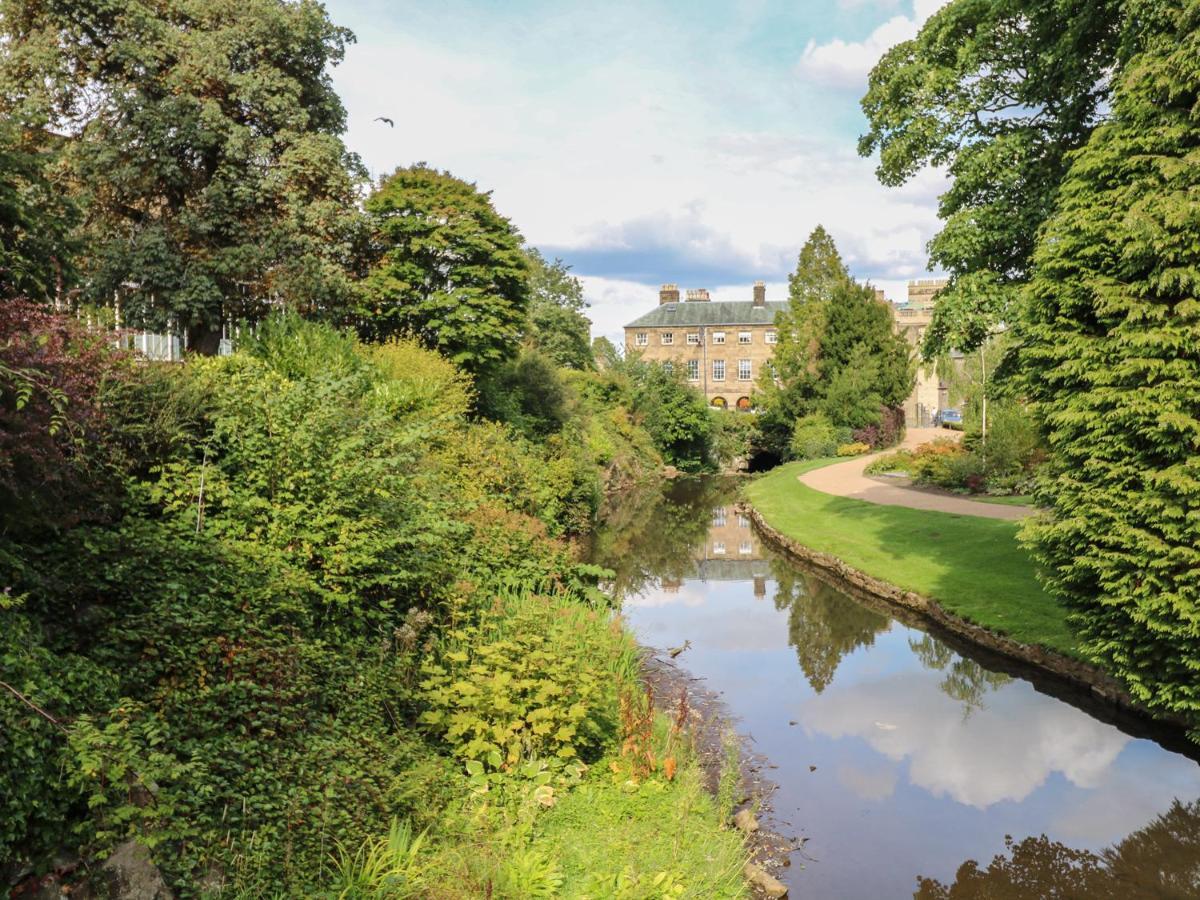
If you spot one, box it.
[590,477,1200,899]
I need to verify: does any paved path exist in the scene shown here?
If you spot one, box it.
[798,427,1036,520]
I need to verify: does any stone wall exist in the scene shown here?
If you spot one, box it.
[624,322,778,408]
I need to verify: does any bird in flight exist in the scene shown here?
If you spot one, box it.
[374,117,394,127]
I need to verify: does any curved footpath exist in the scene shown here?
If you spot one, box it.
[799,426,1036,520]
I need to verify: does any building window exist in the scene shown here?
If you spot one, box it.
[686,359,700,381]
[663,361,673,374]
[712,359,726,381]
[661,332,674,345]
[635,332,648,346]
[713,542,726,556]
[765,331,778,344]
[739,541,753,555]
[712,331,726,345]
[712,507,726,527]
[738,331,752,344]
[686,332,700,345]
[738,514,750,529]
[738,359,752,381]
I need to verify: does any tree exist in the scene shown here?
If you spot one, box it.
[1018,0,1200,735]
[756,227,912,458]
[0,0,366,351]
[361,165,530,374]
[859,0,1127,357]
[526,249,593,370]
[787,224,852,305]
[0,122,75,302]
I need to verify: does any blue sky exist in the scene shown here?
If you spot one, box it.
[325,0,949,341]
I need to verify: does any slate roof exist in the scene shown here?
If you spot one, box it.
[625,300,788,329]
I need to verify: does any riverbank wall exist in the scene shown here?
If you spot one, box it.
[738,501,1191,737]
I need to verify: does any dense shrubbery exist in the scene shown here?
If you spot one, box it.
[0,313,740,895]
[1017,1,1200,739]
[789,413,850,461]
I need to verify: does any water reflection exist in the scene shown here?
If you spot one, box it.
[772,559,890,693]
[590,477,1200,898]
[917,799,1200,899]
[908,634,1011,716]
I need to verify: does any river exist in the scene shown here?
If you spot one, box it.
[589,476,1200,899]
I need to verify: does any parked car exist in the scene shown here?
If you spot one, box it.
[935,408,963,430]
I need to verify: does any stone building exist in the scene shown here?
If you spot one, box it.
[623,282,787,409]
[891,278,950,427]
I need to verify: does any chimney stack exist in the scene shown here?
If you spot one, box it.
[753,281,766,307]
[686,288,711,302]
[659,283,680,305]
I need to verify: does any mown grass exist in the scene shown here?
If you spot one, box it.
[977,493,1036,507]
[745,461,1078,656]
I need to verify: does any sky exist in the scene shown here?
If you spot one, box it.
[325,0,949,343]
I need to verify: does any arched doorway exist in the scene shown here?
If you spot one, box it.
[736,396,752,411]
[710,396,727,408]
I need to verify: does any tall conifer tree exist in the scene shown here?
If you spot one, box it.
[1020,0,1200,733]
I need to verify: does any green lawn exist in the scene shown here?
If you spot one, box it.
[745,462,1078,656]
[977,493,1035,507]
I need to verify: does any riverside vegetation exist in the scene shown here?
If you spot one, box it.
[0,306,747,896]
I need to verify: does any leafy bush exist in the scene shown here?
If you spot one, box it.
[852,405,904,449]
[418,591,637,769]
[837,442,872,457]
[789,413,849,460]
[709,409,757,470]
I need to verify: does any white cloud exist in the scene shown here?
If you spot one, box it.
[327,1,949,327]
[795,0,950,89]
[802,673,1130,809]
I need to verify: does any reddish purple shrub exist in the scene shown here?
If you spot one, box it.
[0,301,132,533]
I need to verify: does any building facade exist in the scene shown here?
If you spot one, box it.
[623,282,787,409]
[891,278,950,427]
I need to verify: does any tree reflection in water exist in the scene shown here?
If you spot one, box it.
[907,634,1011,717]
[771,559,891,693]
[916,798,1200,899]
[588,477,735,603]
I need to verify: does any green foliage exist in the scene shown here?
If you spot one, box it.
[0,316,658,891]
[708,410,757,470]
[837,442,871,457]
[859,0,1126,356]
[0,121,76,302]
[1017,0,1200,736]
[418,591,637,769]
[789,413,849,461]
[328,818,428,900]
[0,0,367,346]
[615,358,714,470]
[788,224,852,304]
[526,249,594,370]
[756,227,912,459]
[361,164,530,373]
[476,349,572,439]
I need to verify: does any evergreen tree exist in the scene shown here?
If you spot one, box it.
[1018,0,1200,735]
[787,224,852,304]
[756,227,912,458]
[0,0,367,351]
[361,165,530,374]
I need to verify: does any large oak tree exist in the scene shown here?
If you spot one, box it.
[0,0,366,351]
